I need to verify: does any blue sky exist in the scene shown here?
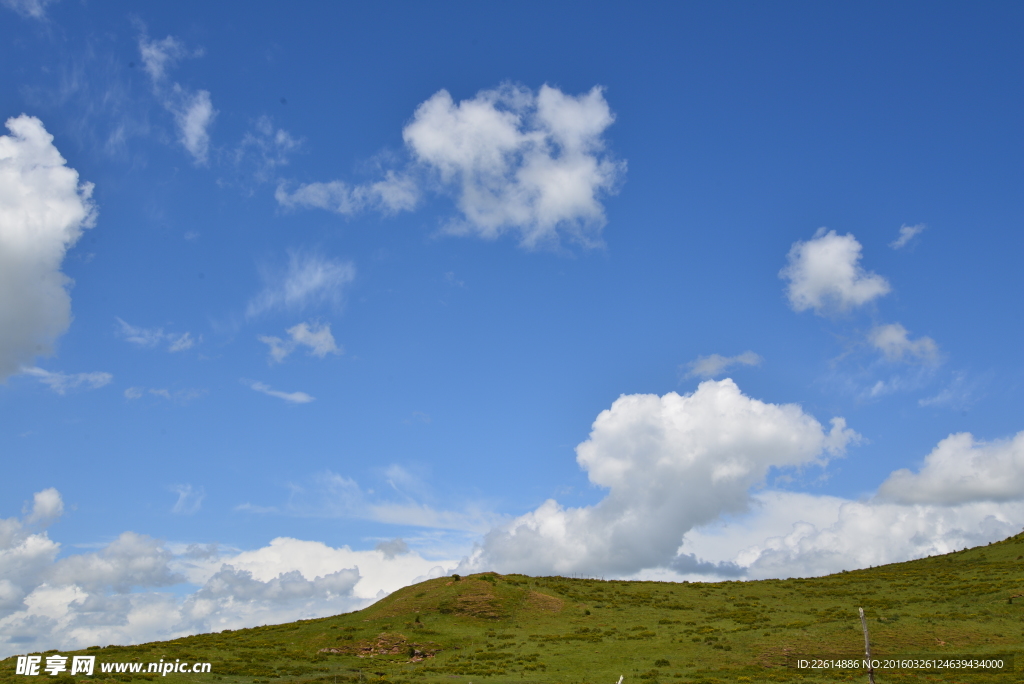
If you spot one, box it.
[2,0,1023,653]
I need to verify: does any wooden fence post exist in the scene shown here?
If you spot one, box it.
[859,607,876,684]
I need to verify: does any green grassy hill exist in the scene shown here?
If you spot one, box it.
[5,532,1024,684]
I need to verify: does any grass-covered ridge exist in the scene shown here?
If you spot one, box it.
[4,532,1024,684]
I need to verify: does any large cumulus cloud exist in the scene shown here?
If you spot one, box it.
[461,379,857,576]
[0,115,97,381]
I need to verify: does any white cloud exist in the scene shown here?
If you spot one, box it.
[258,321,341,363]
[173,88,215,165]
[0,0,55,19]
[918,371,983,410]
[679,490,1024,581]
[751,501,1023,577]
[115,318,197,352]
[285,321,338,357]
[638,426,1024,581]
[247,252,355,318]
[116,318,163,347]
[233,116,301,184]
[864,374,923,399]
[0,492,456,658]
[168,331,195,352]
[459,379,858,577]
[182,537,452,601]
[684,351,762,379]
[890,222,926,249]
[24,489,63,526]
[247,380,313,404]
[170,485,205,515]
[21,367,112,394]
[276,171,419,216]
[0,115,97,381]
[258,335,291,364]
[137,33,217,165]
[0,492,62,618]
[877,431,1024,505]
[124,387,205,403]
[868,323,939,364]
[276,83,624,249]
[403,83,624,248]
[7,416,1024,655]
[49,532,182,593]
[261,471,496,535]
[137,35,192,82]
[780,228,890,315]
[375,538,410,559]
[180,564,360,630]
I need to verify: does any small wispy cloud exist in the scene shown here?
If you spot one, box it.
[236,469,497,535]
[168,332,195,352]
[865,374,923,399]
[684,351,763,379]
[275,171,419,216]
[21,367,112,395]
[868,323,940,365]
[116,318,197,352]
[170,484,205,514]
[246,380,314,404]
[919,371,985,411]
[1,0,56,20]
[124,386,205,403]
[258,321,341,364]
[117,318,164,347]
[174,88,216,165]
[405,411,431,424]
[137,30,217,165]
[890,223,926,250]
[232,116,302,185]
[247,251,355,318]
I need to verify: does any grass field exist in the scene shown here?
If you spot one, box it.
[4,532,1024,684]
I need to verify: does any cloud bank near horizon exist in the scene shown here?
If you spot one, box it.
[0,490,455,658]
[5,381,1024,655]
